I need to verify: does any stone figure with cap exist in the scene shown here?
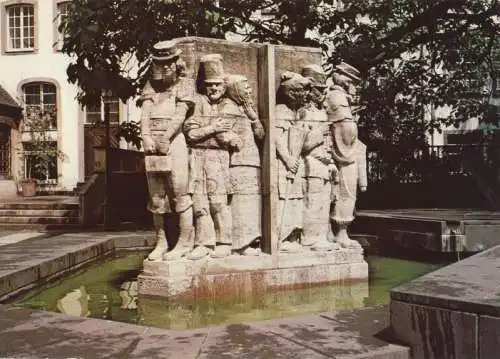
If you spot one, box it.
[299,64,339,251]
[274,71,311,253]
[326,61,367,249]
[222,74,265,256]
[183,53,240,260]
[139,39,195,261]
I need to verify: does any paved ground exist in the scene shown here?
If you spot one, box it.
[0,229,409,358]
[0,303,407,359]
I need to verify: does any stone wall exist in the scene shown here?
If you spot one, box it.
[390,245,500,359]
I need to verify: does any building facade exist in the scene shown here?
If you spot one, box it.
[0,0,136,192]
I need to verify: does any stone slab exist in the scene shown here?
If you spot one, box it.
[391,244,500,317]
[139,250,368,298]
[390,300,477,359]
[0,231,154,301]
[354,208,500,252]
[0,304,409,359]
[478,315,500,359]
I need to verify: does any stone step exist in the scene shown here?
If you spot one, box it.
[0,209,79,217]
[0,216,79,225]
[0,202,78,210]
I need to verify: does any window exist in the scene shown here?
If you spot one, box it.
[85,96,121,124]
[22,83,57,130]
[23,141,58,181]
[54,1,71,50]
[6,4,35,51]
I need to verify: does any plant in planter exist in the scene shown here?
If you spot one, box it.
[19,109,66,196]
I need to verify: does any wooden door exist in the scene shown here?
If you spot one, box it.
[0,124,11,179]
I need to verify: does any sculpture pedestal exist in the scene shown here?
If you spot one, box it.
[137,249,368,299]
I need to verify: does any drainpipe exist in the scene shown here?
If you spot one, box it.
[103,90,112,229]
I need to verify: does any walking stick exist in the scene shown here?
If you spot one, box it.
[277,126,307,251]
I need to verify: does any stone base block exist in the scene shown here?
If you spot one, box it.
[138,249,368,299]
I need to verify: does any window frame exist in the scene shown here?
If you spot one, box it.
[52,0,71,52]
[22,82,58,131]
[2,0,38,54]
[84,96,122,124]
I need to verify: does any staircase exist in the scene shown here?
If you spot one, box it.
[0,197,80,230]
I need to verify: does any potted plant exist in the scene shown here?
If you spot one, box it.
[19,109,66,196]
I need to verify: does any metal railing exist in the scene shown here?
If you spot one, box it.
[366,144,500,185]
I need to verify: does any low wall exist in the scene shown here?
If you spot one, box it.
[390,245,500,359]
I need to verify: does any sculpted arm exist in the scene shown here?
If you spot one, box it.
[140,98,156,154]
[162,101,190,142]
[274,125,298,173]
[251,118,265,141]
[184,116,232,142]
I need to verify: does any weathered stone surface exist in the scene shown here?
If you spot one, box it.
[0,304,409,359]
[390,300,477,359]
[391,244,500,316]
[354,208,500,252]
[479,315,500,359]
[138,250,367,298]
[0,231,153,301]
[390,245,500,359]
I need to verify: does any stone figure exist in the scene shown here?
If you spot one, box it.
[183,54,238,260]
[223,74,265,255]
[275,71,310,253]
[299,64,338,251]
[140,40,195,261]
[326,62,367,249]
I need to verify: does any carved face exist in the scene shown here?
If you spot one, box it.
[205,81,226,102]
[284,84,309,109]
[152,59,177,87]
[310,85,327,107]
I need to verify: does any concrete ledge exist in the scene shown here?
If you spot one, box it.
[354,209,500,253]
[139,250,368,298]
[390,244,500,359]
[0,231,154,302]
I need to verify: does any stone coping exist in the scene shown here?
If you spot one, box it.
[391,244,500,317]
[357,208,500,221]
[0,229,409,358]
[0,230,155,302]
[0,303,409,359]
[140,249,368,298]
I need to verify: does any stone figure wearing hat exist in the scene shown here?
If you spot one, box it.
[299,64,338,251]
[183,53,240,260]
[275,71,311,253]
[222,74,265,256]
[139,39,195,261]
[326,61,367,249]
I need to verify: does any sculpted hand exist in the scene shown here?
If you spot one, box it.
[157,140,170,155]
[142,135,156,154]
[284,156,299,174]
[213,118,233,133]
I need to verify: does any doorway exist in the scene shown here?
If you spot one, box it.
[0,124,11,179]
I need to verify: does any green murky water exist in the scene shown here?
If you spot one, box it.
[13,253,441,330]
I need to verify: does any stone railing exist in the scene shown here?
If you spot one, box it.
[77,173,105,227]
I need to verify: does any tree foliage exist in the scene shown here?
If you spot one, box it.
[62,0,500,147]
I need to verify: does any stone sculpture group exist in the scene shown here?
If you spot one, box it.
[141,39,367,262]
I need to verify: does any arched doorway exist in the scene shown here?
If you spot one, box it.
[0,123,11,179]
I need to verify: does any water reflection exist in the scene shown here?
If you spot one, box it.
[56,285,89,317]
[14,254,441,330]
[138,282,369,330]
[120,281,138,310]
